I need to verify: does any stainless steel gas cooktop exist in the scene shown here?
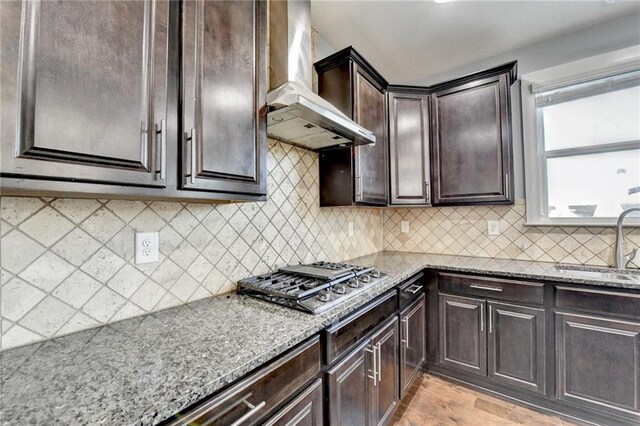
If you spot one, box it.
[237,262,386,314]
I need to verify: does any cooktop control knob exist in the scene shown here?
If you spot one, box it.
[347,278,360,288]
[333,284,346,294]
[317,290,331,302]
[370,269,381,278]
[361,274,371,283]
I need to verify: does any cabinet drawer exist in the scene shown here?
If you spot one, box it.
[398,272,424,311]
[325,290,397,366]
[439,272,543,305]
[556,286,640,320]
[167,336,321,426]
[263,378,323,426]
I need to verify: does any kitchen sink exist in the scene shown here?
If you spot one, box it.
[555,265,640,283]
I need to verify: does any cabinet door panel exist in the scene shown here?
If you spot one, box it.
[389,92,430,205]
[1,0,168,186]
[431,75,512,205]
[327,341,371,426]
[401,294,426,396]
[354,68,388,205]
[371,317,399,426]
[557,313,640,421]
[182,0,266,195]
[438,294,487,376]
[488,302,545,393]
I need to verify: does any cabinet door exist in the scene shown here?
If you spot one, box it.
[263,379,323,426]
[556,313,640,422]
[353,66,388,206]
[400,294,426,396]
[438,294,487,376]
[487,301,545,393]
[371,316,399,426]
[0,0,169,187]
[327,341,372,426]
[182,0,267,195]
[431,74,512,205]
[388,92,431,205]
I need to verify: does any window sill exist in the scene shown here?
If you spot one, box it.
[524,220,640,227]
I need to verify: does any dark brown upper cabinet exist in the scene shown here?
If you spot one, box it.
[0,0,170,188]
[430,62,516,205]
[315,47,389,206]
[0,0,267,202]
[181,0,267,197]
[387,88,431,205]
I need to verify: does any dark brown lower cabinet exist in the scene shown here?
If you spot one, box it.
[487,301,545,393]
[438,294,487,376]
[327,316,399,426]
[438,294,546,393]
[400,294,426,396]
[371,317,399,426]
[556,312,640,422]
[263,379,323,426]
[166,336,321,426]
[327,340,371,426]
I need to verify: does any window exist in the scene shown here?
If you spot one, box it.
[522,50,640,226]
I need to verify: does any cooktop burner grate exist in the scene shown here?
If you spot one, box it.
[237,262,386,314]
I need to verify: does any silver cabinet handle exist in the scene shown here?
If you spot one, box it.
[424,181,430,203]
[400,317,408,347]
[480,305,484,332]
[365,345,377,386]
[405,318,410,347]
[489,305,493,334]
[156,120,167,181]
[355,175,363,200]
[376,343,382,384]
[470,284,503,292]
[189,128,197,184]
[405,284,422,294]
[504,173,509,198]
[228,399,266,426]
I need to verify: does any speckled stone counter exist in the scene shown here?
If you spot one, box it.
[1,251,638,425]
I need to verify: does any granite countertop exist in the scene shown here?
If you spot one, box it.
[2,251,638,425]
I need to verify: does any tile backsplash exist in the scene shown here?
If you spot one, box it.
[0,141,384,350]
[384,202,640,267]
[3,142,639,351]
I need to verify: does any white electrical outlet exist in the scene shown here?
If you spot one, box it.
[401,221,410,234]
[348,222,354,237]
[135,232,159,264]
[487,220,500,236]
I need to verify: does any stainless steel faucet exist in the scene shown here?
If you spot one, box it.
[614,207,640,269]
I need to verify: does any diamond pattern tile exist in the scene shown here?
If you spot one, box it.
[384,201,640,268]
[18,207,74,247]
[0,141,383,349]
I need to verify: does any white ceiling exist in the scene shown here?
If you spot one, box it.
[311,0,640,85]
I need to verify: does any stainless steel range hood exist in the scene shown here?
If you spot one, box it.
[267,0,375,151]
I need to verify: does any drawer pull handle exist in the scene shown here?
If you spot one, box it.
[405,284,422,294]
[470,284,503,292]
[229,399,266,426]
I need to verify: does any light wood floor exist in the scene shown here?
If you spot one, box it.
[393,374,578,426]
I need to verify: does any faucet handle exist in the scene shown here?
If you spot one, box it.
[625,248,639,268]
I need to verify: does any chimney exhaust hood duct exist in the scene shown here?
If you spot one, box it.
[267,0,376,151]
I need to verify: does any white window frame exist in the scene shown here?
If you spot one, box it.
[521,46,640,226]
